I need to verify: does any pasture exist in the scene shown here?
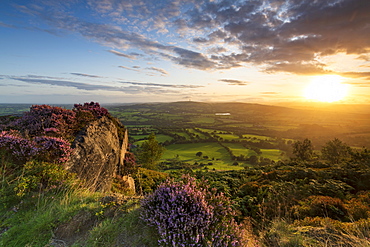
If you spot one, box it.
[161,142,244,170]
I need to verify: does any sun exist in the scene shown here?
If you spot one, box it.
[303,75,349,103]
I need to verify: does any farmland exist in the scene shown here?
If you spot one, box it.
[105,101,370,171]
[2,101,370,171]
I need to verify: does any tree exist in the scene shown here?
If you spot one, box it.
[196,151,203,157]
[321,138,352,164]
[138,133,165,170]
[249,155,259,165]
[292,138,314,161]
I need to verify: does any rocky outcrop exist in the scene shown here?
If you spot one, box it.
[65,116,129,192]
[121,176,136,194]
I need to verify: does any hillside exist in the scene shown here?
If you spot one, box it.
[106,101,370,171]
[1,102,370,246]
[107,101,370,144]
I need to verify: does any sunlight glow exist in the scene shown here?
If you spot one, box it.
[304,75,349,103]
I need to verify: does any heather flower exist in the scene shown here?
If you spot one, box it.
[0,102,110,164]
[44,127,59,133]
[141,175,246,246]
[0,131,38,162]
[14,104,76,137]
[73,101,109,118]
[0,131,72,164]
[34,136,72,163]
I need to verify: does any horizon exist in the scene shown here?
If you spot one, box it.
[1,1,370,104]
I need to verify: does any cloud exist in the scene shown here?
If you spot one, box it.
[261,92,279,95]
[26,75,62,80]
[346,82,370,87]
[193,37,209,43]
[219,79,250,86]
[70,73,103,78]
[172,48,216,70]
[265,62,330,75]
[118,66,169,77]
[0,21,16,28]
[10,0,370,75]
[118,66,140,72]
[339,72,370,80]
[177,0,370,73]
[339,71,370,84]
[207,46,228,54]
[8,76,124,92]
[10,3,221,70]
[146,67,169,76]
[5,75,201,96]
[108,50,137,59]
[118,81,202,89]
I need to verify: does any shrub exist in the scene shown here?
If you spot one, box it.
[0,130,38,163]
[294,195,348,220]
[14,104,77,138]
[13,160,74,197]
[34,136,72,163]
[141,175,246,246]
[7,102,108,142]
[134,168,168,194]
[345,192,370,220]
[73,102,109,118]
[122,152,138,176]
[0,131,71,164]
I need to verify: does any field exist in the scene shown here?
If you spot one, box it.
[2,102,370,171]
[161,142,246,170]
[222,143,258,157]
[104,102,370,171]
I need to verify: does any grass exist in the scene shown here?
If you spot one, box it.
[161,142,245,170]
[86,204,158,246]
[174,131,191,140]
[223,143,258,157]
[187,128,208,139]
[0,187,159,247]
[132,134,172,146]
[217,133,241,141]
[162,142,227,161]
[0,189,101,246]
[1,181,369,247]
[262,218,370,247]
[207,162,246,171]
[242,134,271,140]
[155,134,173,143]
[260,149,286,161]
[198,128,221,133]
[133,140,146,146]
[131,134,148,140]
[125,125,152,128]
[189,115,215,124]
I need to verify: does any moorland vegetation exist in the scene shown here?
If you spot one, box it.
[0,102,370,246]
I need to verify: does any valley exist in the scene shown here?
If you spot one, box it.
[105,101,370,170]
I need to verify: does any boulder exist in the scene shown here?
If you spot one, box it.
[121,176,136,194]
[65,116,128,192]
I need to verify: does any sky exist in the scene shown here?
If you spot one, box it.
[0,0,369,104]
